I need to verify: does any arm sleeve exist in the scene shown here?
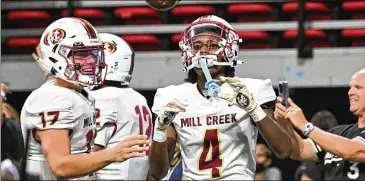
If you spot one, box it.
[255,79,276,106]
[353,130,365,146]
[307,138,326,163]
[94,123,116,147]
[307,126,339,163]
[24,92,76,130]
[152,86,175,116]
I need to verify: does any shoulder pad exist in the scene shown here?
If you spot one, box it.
[241,78,276,105]
[24,86,75,130]
[152,85,180,115]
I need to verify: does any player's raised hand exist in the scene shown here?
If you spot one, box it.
[156,99,187,131]
[110,135,150,162]
[218,76,258,113]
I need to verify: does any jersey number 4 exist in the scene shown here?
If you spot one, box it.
[198,129,223,179]
[135,105,152,155]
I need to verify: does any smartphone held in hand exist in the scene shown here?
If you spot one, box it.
[278,81,289,108]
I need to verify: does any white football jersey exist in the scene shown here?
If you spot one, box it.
[20,82,97,180]
[152,78,276,180]
[91,86,152,180]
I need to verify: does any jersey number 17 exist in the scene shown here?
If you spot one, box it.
[135,105,152,155]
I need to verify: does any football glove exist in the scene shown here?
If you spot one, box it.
[218,76,266,122]
[153,99,187,142]
[156,99,187,131]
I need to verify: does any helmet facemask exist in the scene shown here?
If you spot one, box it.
[58,44,107,87]
[180,21,243,72]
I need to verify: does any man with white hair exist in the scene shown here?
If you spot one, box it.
[275,69,365,180]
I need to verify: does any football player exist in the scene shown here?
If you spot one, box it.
[275,69,365,180]
[20,18,149,180]
[91,33,152,180]
[149,15,294,180]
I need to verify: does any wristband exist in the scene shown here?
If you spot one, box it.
[153,118,167,142]
[249,105,266,122]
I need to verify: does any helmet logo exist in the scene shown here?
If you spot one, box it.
[103,41,117,55]
[114,62,119,70]
[199,15,211,22]
[44,28,66,45]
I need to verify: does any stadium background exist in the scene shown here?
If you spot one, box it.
[2,0,364,180]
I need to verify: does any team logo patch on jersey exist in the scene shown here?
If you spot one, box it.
[44,28,66,45]
[103,41,117,55]
[236,93,249,107]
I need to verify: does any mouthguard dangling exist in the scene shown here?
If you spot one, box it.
[198,57,220,97]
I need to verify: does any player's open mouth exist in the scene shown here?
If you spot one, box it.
[81,67,95,75]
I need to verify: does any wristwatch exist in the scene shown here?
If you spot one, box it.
[303,122,314,137]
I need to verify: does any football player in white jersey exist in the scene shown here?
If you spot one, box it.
[20,18,149,180]
[91,33,152,180]
[149,15,295,180]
